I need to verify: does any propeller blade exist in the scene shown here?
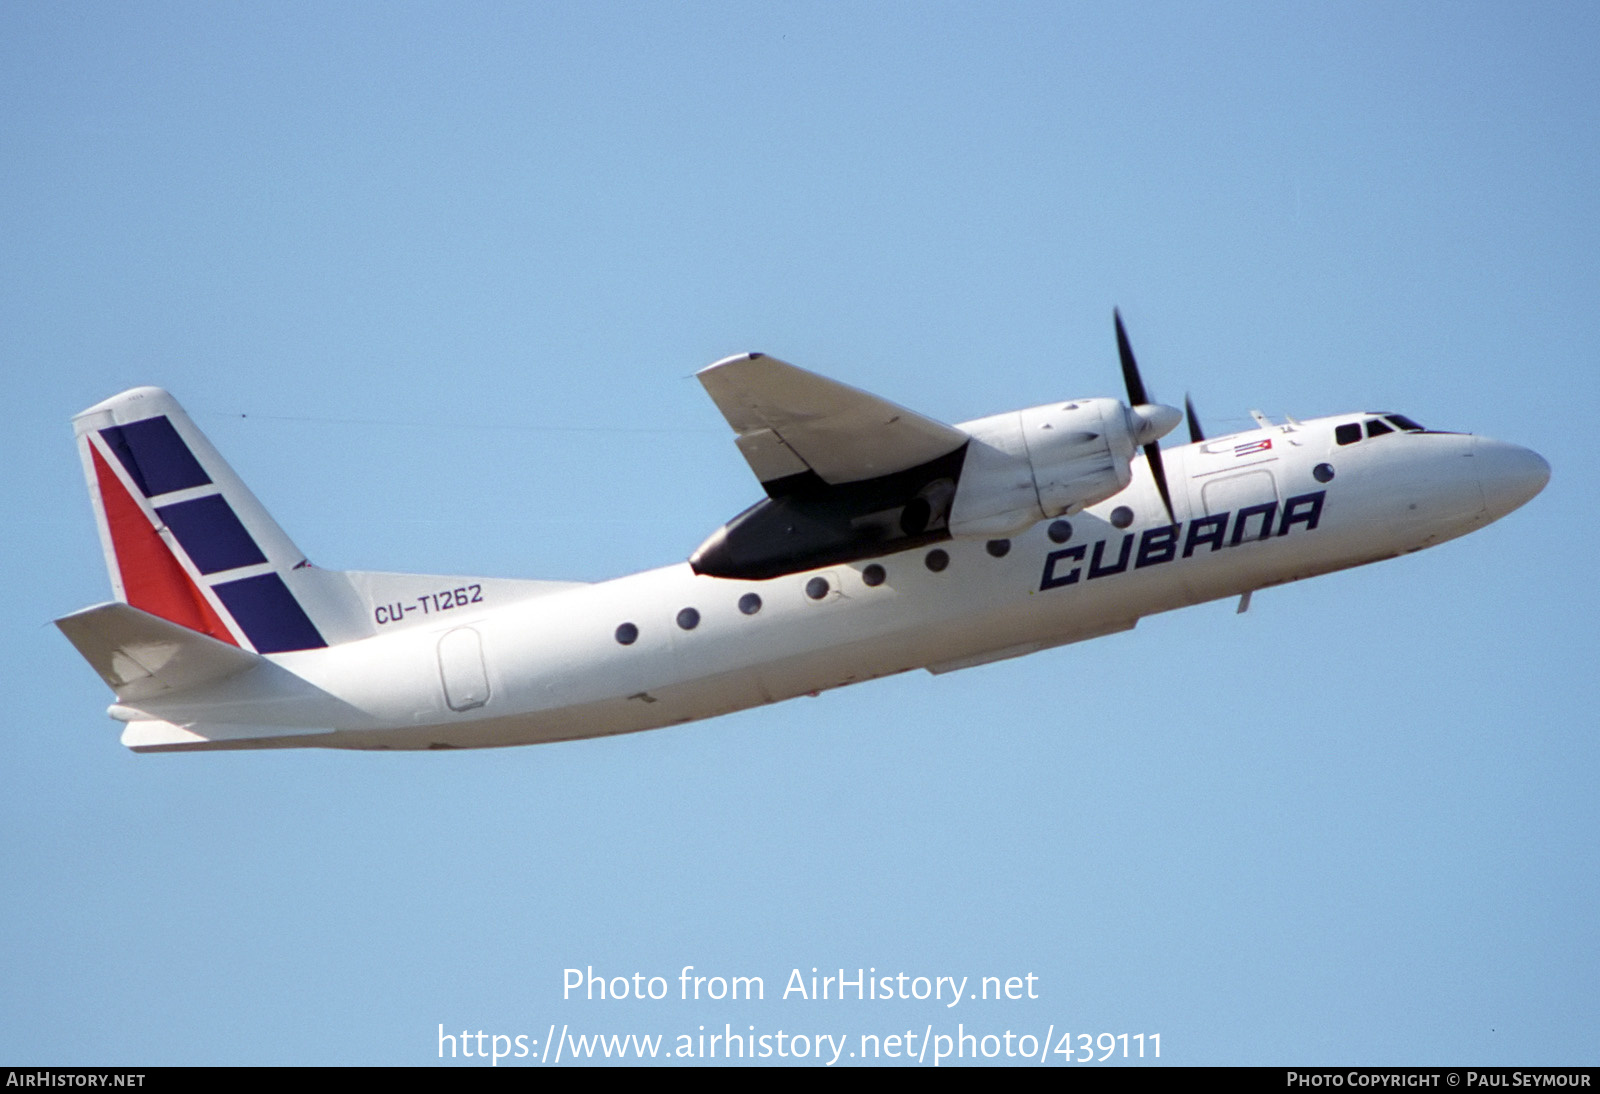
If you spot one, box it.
[1113,309,1177,525]
[1185,393,1206,443]
[1114,308,1149,407]
[1143,440,1176,527]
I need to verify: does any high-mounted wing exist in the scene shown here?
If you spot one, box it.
[691,353,974,579]
[698,353,968,489]
[690,339,1185,582]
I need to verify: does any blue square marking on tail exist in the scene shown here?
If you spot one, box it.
[212,573,327,653]
[100,417,211,497]
[155,495,268,575]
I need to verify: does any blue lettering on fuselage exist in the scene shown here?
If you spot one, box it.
[1039,489,1325,592]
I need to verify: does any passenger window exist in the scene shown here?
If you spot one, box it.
[1335,423,1362,446]
[1365,419,1394,438]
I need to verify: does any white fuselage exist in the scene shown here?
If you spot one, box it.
[117,415,1546,751]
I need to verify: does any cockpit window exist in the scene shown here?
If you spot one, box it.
[1339,414,1427,447]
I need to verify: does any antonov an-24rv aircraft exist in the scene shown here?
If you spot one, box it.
[58,315,1548,752]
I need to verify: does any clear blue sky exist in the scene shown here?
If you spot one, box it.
[3,1,1595,1065]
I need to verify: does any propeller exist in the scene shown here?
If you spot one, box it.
[1113,309,1182,526]
[1185,393,1206,443]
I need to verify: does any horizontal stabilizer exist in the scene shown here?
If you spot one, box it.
[56,602,264,702]
[698,353,968,487]
[118,717,328,752]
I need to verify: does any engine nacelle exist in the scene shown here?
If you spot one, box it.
[691,392,1180,580]
[948,397,1139,538]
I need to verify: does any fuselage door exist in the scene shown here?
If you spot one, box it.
[438,626,491,712]
[1200,468,1280,518]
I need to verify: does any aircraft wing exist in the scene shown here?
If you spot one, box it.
[698,353,968,489]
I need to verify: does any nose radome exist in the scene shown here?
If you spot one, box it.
[1475,438,1550,521]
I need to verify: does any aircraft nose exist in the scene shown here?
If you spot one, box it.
[1475,437,1550,520]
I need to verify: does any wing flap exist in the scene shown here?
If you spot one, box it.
[698,353,967,486]
[732,428,809,483]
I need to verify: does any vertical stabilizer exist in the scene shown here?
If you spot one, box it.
[73,387,370,652]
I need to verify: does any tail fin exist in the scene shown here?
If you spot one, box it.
[72,387,368,653]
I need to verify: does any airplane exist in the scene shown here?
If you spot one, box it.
[56,313,1549,752]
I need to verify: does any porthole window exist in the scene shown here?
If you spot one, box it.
[1313,463,1335,483]
[861,564,887,587]
[738,593,762,615]
[925,548,949,572]
[805,576,829,600]
[1110,506,1134,529]
[1047,520,1073,544]
[615,622,639,646]
[985,539,1010,558]
[676,607,700,631]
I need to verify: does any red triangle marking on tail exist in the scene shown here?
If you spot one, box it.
[92,446,239,646]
